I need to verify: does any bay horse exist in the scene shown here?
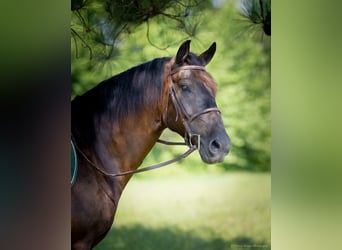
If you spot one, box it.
[71,40,230,249]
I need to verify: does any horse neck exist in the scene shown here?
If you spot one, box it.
[93,60,173,181]
[73,57,173,185]
[93,109,165,183]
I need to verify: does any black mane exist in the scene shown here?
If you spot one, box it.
[72,57,171,147]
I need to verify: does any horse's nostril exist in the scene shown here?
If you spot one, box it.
[209,139,221,154]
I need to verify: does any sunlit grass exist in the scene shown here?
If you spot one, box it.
[95,172,270,249]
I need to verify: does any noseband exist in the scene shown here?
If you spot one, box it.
[164,65,221,150]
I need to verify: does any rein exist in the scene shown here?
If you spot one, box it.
[72,136,197,177]
[72,64,220,178]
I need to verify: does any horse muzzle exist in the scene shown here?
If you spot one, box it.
[197,131,230,164]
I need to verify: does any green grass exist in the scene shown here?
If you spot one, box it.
[95,172,270,250]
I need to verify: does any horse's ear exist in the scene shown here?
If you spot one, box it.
[175,40,191,64]
[199,42,216,66]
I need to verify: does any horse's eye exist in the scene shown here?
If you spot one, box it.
[179,84,190,92]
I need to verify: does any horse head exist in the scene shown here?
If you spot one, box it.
[164,40,230,164]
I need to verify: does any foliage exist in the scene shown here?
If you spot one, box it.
[94,173,271,249]
[71,0,271,171]
[71,0,210,60]
[238,0,271,36]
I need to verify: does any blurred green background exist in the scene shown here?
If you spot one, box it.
[72,0,270,249]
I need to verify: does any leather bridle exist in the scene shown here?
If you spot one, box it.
[72,65,221,178]
[164,65,221,150]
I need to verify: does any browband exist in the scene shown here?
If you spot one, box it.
[170,65,206,75]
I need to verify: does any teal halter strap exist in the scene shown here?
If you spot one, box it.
[71,140,78,186]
